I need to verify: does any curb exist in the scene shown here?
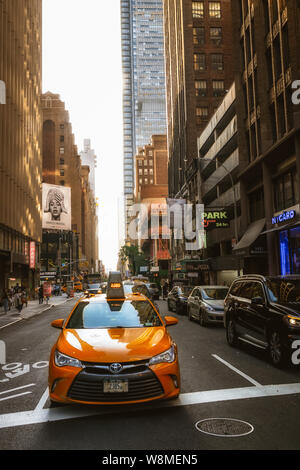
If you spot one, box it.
[0,296,76,330]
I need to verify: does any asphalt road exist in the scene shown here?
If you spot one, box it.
[0,298,300,451]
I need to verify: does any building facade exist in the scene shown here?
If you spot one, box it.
[231,0,300,276]
[79,139,97,197]
[164,0,234,201]
[133,135,170,278]
[120,0,167,240]
[197,83,242,285]
[41,92,98,280]
[0,0,43,293]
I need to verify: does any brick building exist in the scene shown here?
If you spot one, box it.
[163,0,234,201]
[134,135,170,277]
[0,0,42,292]
[41,92,98,279]
[231,0,300,275]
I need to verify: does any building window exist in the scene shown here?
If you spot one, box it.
[60,180,65,186]
[195,80,207,96]
[139,168,143,175]
[144,160,147,166]
[150,179,154,184]
[60,135,64,143]
[194,53,206,71]
[274,169,298,211]
[193,27,205,45]
[139,178,143,185]
[212,80,225,96]
[144,178,148,184]
[144,168,148,175]
[149,160,153,166]
[60,158,65,165]
[192,2,204,18]
[149,168,154,175]
[209,2,221,18]
[210,27,222,45]
[249,187,265,222]
[211,53,224,70]
[138,160,142,166]
[60,124,64,129]
[60,147,64,154]
[60,169,64,176]
[196,107,209,124]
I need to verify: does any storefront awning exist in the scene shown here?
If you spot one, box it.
[261,221,300,234]
[233,218,265,256]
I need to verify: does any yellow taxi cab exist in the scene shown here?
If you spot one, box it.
[48,272,180,405]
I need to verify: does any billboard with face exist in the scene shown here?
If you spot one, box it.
[42,183,71,231]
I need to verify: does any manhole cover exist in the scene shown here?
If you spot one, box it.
[195,418,254,437]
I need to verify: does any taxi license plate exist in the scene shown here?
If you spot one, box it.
[103,379,128,393]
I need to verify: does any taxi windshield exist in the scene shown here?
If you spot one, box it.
[66,300,163,329]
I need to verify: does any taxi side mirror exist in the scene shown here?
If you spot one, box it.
[164,316,178,327]
[51,319,64,329]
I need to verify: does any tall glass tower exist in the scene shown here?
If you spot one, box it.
[120,0,167,241]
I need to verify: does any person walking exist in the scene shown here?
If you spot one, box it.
[1,290,9,314]
[21,289,28,308]
[38,286,44,304]
[14,289,23,313]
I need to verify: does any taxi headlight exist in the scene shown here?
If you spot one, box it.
[149,345,175,366]
[285,315,300,328]
[54,350,83,368]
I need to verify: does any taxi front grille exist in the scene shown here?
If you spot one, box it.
[68,368,164,403]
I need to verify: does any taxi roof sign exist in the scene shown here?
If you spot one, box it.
[106,272,125,299]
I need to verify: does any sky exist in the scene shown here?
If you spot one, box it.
[42,0,124,273]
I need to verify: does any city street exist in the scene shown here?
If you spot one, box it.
[0,297,300,451]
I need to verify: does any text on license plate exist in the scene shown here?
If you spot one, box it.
[103,379,129,393]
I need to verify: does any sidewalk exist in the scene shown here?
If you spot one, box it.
[0,293,82,329]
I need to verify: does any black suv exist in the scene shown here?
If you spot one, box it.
[224,275,300,367]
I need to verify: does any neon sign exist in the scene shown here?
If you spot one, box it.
[272,210,296,225]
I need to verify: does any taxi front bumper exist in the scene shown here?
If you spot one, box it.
[48,356,180,405]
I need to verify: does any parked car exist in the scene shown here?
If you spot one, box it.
[167,286,193,315]
[224,275,300,368]
[146,283,160,300]
[187,285,229,326]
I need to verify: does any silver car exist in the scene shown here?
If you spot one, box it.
[187,286,229,326]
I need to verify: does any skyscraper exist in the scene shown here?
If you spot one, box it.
[120,0,167,240]
[0,0,43,292]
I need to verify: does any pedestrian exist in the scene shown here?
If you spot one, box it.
[21,289,28,308]
[14,289,23,313]
[38,286,44,304]
[1,290,9,314]
[162,281,169,300]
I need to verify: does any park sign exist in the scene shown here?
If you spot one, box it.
[202,210,229,229]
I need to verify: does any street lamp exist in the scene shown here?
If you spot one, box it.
[199,157,240,276]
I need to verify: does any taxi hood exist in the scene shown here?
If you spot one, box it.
[56,327,172,363]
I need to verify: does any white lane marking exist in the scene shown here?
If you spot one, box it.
[212,354,262,387]
[0,384,36,396]
[1,382,300,429]
[0,319,22,330]
[0,392,32,402]
[35,388,49,411]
